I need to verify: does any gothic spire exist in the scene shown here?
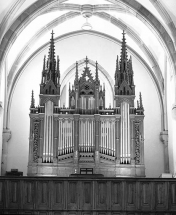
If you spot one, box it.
[47,30,56,80]
[30,90,35,108]
[119,30,128,76]
[95,61,99,84]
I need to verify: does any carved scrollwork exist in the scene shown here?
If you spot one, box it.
[134,121,140,164]
[33,121,39,163]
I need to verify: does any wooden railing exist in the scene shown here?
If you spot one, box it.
[0,177,176,214]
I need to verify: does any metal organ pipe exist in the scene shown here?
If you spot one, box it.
[43,101,54,163]
[120,101,130,164]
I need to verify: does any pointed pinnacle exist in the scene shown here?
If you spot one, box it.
[75,61,79,83]
[95,61,98,81]
[57,56,60,78]
[115,55,119,80]
[137,100,139,109]
[120,30,128,73]
[103,83,105,91]
[43,55,46,70]
[85,56,89,68]
[139,92,143,109]
[48,30,56,70]
[30,90,35,108]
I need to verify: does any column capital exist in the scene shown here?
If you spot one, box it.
[3,129,11,142]
[160,130,168,143]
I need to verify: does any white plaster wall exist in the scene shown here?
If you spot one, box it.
[167,64,176,175]
[7,34,164,177]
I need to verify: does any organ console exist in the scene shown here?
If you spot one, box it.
[27,30,145,177]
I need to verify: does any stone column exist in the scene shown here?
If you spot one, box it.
[160,130,169,173]
[1,129,11,175]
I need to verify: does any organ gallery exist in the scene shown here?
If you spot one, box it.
[27,31,145,177]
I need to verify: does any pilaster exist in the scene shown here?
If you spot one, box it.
[1,129,11,175]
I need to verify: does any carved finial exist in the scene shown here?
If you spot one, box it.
[85,56,89,68]
[30,90,35,108]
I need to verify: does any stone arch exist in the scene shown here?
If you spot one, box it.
[1,0,175,76]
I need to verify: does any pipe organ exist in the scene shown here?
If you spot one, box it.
[27,31,145,177]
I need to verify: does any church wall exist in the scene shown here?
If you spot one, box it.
[167,62,176,175]
[7,34,164,177]
[0,65,5,175]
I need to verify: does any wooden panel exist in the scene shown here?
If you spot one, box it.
[81,181,93,210]
[7,180,20,209]
[125,182,136,210]
[0,181,4,208]
[169,182,176,210]
[111,181,123,210]
[140,182,153,211]
[155,182,168,211]
[22,180,35,210]
[51,181,64,210]
[37,181,50,210]
[96,181,107,210]
[67,181,78,210]
[1,177,176,214]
